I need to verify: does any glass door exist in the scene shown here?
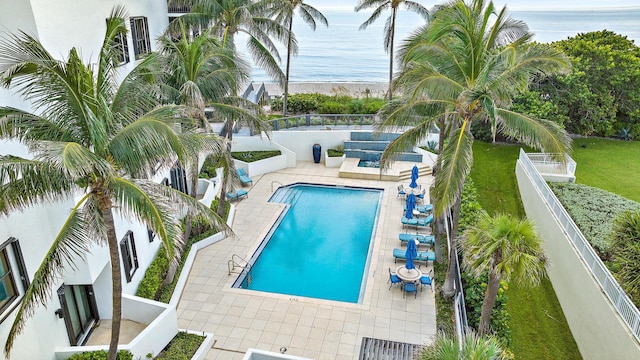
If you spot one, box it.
[58,284,99,346]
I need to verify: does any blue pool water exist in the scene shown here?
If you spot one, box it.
[235,184,382,303]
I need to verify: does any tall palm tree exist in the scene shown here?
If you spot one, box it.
[171,2,277,215]
[175,0,291,85]
[354,0,429,100]
[377,0,571,297]
[156,24,255,258]
[419,330,506,360]
[461,212,547,335]
[269,0,328,116]
[0,8,227,360]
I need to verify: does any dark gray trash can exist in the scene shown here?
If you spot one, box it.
[312,144,321,163]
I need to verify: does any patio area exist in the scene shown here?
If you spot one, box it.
[175,161,437,359]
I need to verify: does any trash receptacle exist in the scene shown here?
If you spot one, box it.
[312,144,321,163]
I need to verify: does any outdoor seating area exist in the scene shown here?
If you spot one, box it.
[237,168,253,186]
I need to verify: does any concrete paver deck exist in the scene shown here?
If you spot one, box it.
[176,162,436,359]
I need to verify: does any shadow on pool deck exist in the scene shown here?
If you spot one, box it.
[176,161,437,360]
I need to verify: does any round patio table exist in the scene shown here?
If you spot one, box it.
[395,266,422,282]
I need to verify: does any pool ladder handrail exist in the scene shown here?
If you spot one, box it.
[271,181,284,193]
[228,254,253,286]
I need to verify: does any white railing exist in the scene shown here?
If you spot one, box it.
[519,149,640,342]
[525,153,577,176]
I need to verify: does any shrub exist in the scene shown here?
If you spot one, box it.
[199,155,218,179]
[317,101,348,114]
[363,99,385,113]
[459,179,483,233]
[231,150,281,162]
[68,350,133,360]
[462,272,512,346]
[135,246,170,300]
[155,332,205,360]
[610,210,640,305]
[549,182,640,257]
[270,93,386,115]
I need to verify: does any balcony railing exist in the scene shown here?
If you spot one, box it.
[167,2,191,13]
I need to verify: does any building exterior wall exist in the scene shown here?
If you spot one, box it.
[516,160,640,360]
[0,1,177,358]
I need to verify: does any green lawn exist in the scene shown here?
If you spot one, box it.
[470,142,582,360]
[571,138,640,202]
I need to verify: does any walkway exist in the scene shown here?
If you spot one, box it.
[176,162,436,359]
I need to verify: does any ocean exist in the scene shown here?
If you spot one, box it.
[238,8,640,83]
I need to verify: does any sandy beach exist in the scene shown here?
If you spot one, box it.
[257,82,388,98]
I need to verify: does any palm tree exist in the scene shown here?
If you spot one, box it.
[171,1,278,215]
[269,0,328,116]
[354,0,429,101]
[174,0,291,85]
[0,8,227,360]
[461,211,547,335]
[419,330,506,360]
[377,0,571,297]
[156,24,255,264]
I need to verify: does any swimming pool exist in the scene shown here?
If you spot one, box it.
[233,184,382,303]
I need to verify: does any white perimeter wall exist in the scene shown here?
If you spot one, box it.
[516,160,640,360]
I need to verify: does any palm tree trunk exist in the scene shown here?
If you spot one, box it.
[479,265,502,335]
[283,20,293,117]
[442,196,462,299]
[217,122,234,217]
[388,9,397,101]
[100,202,122,360]
[432,117,447,262]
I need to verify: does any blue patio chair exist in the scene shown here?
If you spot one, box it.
[403,281,418,299]
[393,248,436,264]
[416,203,433,214]
[226,189,248,201]
[237,168,253,186]
[399,233,435,247]
[397,184,406,198]
[420,270,434,292]
[416,189,427,203]
[388,268,402,290]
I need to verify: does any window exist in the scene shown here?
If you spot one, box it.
[108,18,129,65]
[147,227,155,243]
[57,284,98,346]
[170,162,188,194]
[0,238,29,320]
[120,231,139,283]
[130,16,151,59]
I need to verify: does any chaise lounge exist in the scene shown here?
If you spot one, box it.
[393,248,436,264]
[226,188,248,201]
[237,168,253,186]
[401,214,434,229]
[399,233,435,246]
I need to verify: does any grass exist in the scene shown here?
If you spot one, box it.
[570,138,640,202]
[470,141,581,360]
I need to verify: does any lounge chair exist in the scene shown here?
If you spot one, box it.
[416,203,433,214]
[226,189,248,201]
[237,168,253,186]
[403,281,418,299]
[401,215,433,229]
[416,189,427,203]
[393,248,436,264]
[397,184,406,198]
[388,268,402,290]
[399,233,435,246]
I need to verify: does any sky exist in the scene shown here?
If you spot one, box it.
[311,0,640,11]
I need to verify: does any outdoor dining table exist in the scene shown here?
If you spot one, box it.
[395,265,422,283]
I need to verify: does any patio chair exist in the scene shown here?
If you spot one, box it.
[226,189,248,201]
[399,233,435,247]
[401,215,433,229]
[237,168,253,186]
[388,268,402,290]
[393,248,436,264]
[397,184,406,198]
[416,189,427,203]
[403,281,418,299]
[401,216,418,228]
[416,203,433,214]
[420,270,434,292]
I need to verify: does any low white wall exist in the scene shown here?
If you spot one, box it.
[271,130,351,162]
[197,178,216,208]
[516,160,640,360]
[235,154,288,177]
[324,152,345,168]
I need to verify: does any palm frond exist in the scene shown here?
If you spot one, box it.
[245,36,286,85]
[299,4,329,29]
[432,123,474,217]
[378,122,437,170]
[358,5,388,30]
[496,108,572,158]
[0,155,77,215]
[0,107,74,143]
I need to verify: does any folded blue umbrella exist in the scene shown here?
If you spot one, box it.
[409,165,419,188]
[405,193,417,219]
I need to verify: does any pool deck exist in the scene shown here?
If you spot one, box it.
[176,161,436,359]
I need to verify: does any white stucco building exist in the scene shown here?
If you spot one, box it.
[0,1,201,359]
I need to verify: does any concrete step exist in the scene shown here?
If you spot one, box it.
[398,165,432,181]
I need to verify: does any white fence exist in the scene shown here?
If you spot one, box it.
[518,149,640,342]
